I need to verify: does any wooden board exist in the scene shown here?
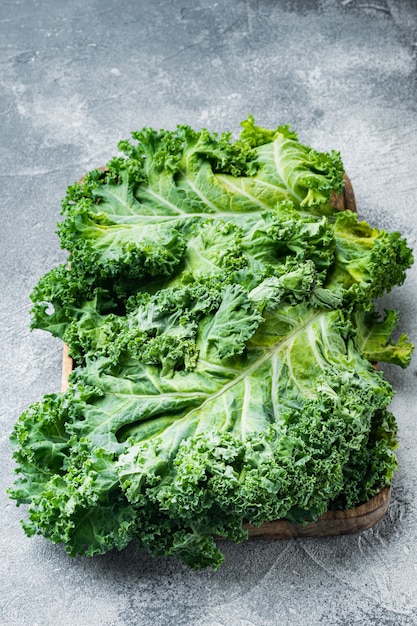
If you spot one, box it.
[61,343,73,393]
[331,173,357,213]
[241,487,391,539]
[61,172,392,538]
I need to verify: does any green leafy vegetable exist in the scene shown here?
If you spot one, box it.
[9,116,413,570]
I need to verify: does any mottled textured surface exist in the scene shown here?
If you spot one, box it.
[1,1,417,624]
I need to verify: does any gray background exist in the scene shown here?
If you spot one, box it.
[1,1,417,624]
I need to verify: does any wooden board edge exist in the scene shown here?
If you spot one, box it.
[61,343,73,393]
[330,173,356,213]
[240,486,391,540]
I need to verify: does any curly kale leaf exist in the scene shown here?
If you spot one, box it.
[32,117,347,340]
[354,308,414,368]
[9,299,409,569]
[325,210,413,305]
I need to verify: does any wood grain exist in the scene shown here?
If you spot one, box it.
[331,173,356,212]
[61,172,391,538]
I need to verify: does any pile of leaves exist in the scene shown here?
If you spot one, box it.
[9,116,413,570]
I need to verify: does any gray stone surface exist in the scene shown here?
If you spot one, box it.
[1,1,417,624]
